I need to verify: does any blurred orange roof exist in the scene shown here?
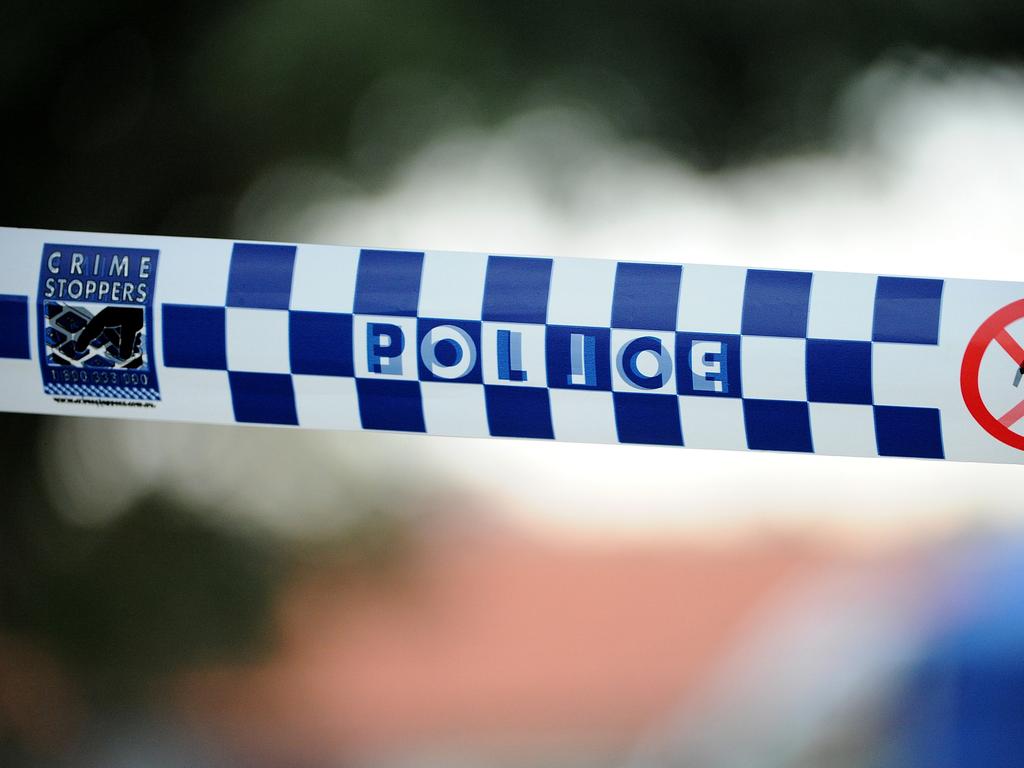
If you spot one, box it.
[178,520,837,764]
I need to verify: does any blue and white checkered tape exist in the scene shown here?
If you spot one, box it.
[2,225,1024,464]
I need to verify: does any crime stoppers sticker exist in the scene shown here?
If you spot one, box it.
[961,299,1024,451]
[37,244,160,401]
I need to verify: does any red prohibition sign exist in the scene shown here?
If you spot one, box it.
[961,298,1024,450]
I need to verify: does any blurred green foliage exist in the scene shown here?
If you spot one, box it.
[0,415,281,707]
[4,0,1024,237]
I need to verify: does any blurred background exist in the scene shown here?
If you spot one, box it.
[4,2,1024,766]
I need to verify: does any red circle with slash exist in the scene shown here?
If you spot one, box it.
[961,299,1024,450]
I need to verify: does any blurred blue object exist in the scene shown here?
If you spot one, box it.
[888,539,1024,768]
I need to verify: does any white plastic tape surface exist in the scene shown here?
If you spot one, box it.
[2,226,1024,464]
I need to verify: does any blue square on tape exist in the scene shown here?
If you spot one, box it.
[289,311,353,377]
[354,249,424,317]
[485,385,554,439]
[872,277,943,345]
[227,243,296,310]
[741,269,812,338]
[613,392,684,446]
[357,379,425,432]
[229,371,298,425]
[163,304,226,370]
[874,405,944,459]
[743,399,813,452]
[546,325,611,390]
[611,262,681,331]
[676,332,741,397]
[482,256,553,324]
[417,318,482,383]
[806,339,872,405]
[0,294,30,359]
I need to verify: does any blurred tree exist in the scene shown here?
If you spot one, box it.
[0,413,280,747]
[3,0,1024,236]
[0,409,410,759]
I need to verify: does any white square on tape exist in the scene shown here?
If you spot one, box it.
[156,238,232,306]
[420,381,490,437]
[547,256,616,327]
[678,395,747,451]
[677,264,747,334]
[809,402,877,457]
[740,336,807,401]
[292,374,360,430]
[226,308,290,373]
[418,250,488,320]
[807,271,876,341]
[872,342,946,407]
[549,389,617,443]
[289,244,359,313]
[157,368,235,424]
[0,358,47,414]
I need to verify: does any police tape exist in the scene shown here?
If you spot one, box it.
[1,225,1023,464]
